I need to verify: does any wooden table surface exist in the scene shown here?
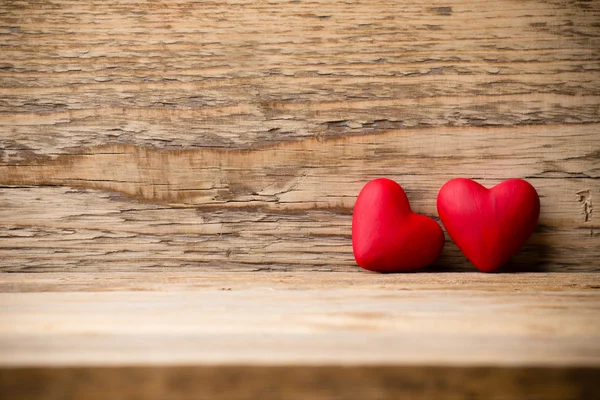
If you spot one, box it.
[1,0,600,398]
[2,271,599,368]
[1,271,599,399]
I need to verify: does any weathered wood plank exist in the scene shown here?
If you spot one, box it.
[0,124,598,271]
[1,0,599,157]
[1,0,599,271]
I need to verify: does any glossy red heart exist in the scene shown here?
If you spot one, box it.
[352,178,445,272]
[437,178,540,272]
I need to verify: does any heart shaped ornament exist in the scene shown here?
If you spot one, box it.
[437,178,540,272]
[352,178,445,272]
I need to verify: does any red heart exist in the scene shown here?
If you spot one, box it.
[352,178,445,272]
[437,178,540,272]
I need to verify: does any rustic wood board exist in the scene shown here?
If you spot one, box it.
[1,271,599,399]
[2,2,600,397]
[1,0,599,272]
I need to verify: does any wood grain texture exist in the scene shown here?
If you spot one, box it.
[1,272,599,399]
[1,0,600,272]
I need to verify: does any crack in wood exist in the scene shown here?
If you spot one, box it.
[0,124,598,214]
[577,189,593,222]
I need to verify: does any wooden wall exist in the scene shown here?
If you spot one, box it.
[1,0,599,272]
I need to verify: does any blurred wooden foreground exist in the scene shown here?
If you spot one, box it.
[0,271,599,399]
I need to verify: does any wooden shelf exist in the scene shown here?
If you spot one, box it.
[1,271,599,399]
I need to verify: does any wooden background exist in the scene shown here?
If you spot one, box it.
[1,1,600,398]
[0,0,599,272]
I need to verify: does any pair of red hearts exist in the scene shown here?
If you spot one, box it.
[352,178,540,273]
